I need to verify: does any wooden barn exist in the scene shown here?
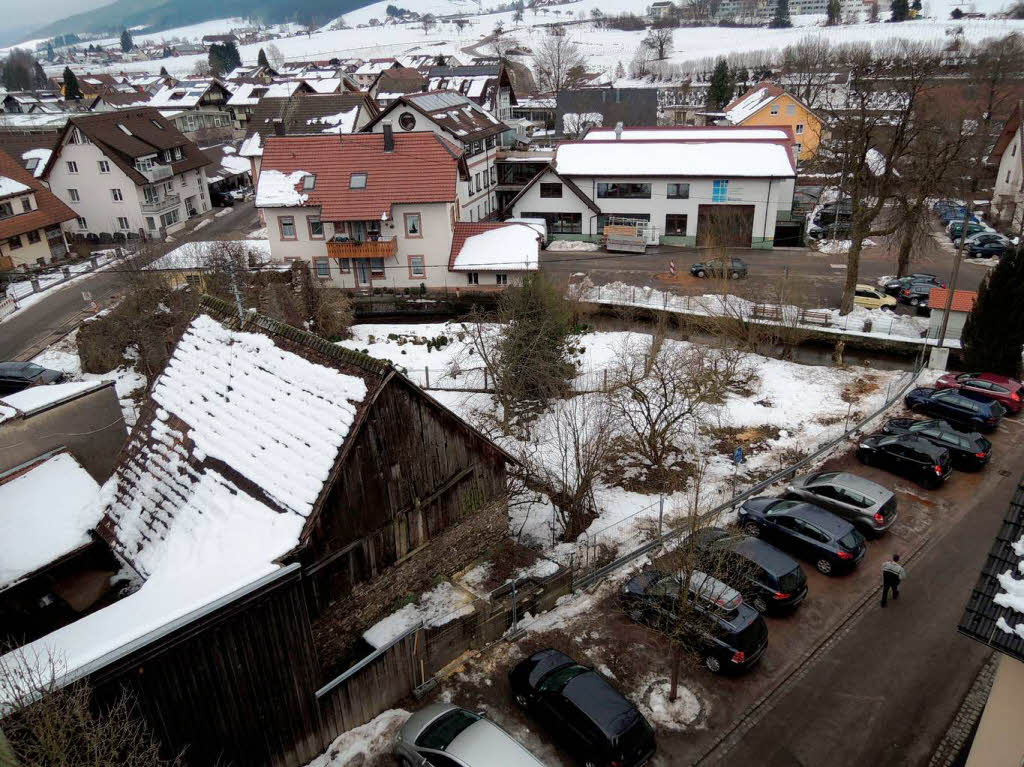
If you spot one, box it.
[2,295,512,766]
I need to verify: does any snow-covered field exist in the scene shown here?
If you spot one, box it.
[63,0,1024,85]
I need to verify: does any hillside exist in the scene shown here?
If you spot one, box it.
[31,0,370,39]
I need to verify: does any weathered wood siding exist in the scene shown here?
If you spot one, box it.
[315,627,421,735]
[304,377,508,614]
[88,567,324,767]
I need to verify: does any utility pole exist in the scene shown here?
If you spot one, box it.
[228,257,245,323]
[936,203,971,351]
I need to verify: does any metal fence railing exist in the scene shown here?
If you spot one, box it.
[572,346,928,589]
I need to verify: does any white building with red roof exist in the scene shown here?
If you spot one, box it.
[255,127,539,291]
[990,101,1023,229]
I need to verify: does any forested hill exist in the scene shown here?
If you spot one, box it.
[32,0,367,40]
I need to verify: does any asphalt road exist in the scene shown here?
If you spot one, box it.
[715,434,1024,766]
[541,228,989,309]
[0,201,257,361]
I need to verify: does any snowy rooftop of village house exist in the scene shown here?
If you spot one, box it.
[0,175,30,198]
[0,452,102,592]
[305,107,358,134]
[450,223,540,272]
[724,85,782,124]
[254,169,312,207]
[1,311,374,684]
[583,127,792,142]
[0,380,107,416]
[554,140,796,178]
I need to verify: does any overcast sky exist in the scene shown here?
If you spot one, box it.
[0,0,115,32]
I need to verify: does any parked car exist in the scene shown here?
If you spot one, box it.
[959,232,1010,258]
[856,433,953,488]
[881,418,992,470]
[0,361,66,395]
[509,649,657,766]
[737,498,867,575]
[882,273,945,297]
[947,219,992,240]
[807,220,851,241]
[690,258,748,279]
[784,471,898,536]
[210,190,235,207]
[854,284,897,310]
[689,527,808,614]
[937,205,971,224]
[904,387,1005,432]
[620,570,768,673]
[394,703,548,767]
[935,371,1023,414]
[896,282,932,309]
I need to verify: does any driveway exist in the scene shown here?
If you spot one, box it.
[0,201,257,361]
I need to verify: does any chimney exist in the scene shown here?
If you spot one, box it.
[614,121,623,140]
[272,118,285,137]
[382,120,394,152]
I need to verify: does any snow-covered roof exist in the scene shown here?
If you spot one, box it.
[306,78,342,94]
[0,175,30,198]
[0,380,106,415]
[554,140,795,178]
[583,127,791,142]
[239,131,262,158]
[451,223,540,271]
[255,169,311,207]
[1,308,387,690]
[305,107,358,134]
[0,452,101,591]
[724,84,781,124]
[226,82,269,106]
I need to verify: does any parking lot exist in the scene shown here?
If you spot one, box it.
[376,395,1024,767]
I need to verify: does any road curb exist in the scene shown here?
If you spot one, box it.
[690,523,938,765]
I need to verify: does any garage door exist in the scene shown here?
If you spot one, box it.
[696,205,756,248]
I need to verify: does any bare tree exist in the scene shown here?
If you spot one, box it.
[814,40,944,314]
[644,27,674,60]
[778,36,835,107]
[265,43,285,68]
[630,44,655,79]
[421,13,437,33]
[0,650,183,766]
[608,324,748,490]
[534,35,586,94]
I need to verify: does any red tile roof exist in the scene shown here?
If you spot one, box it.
[448,222,511,268]
[929,287,977,313]
[259,132,464,221]
[0,149,76,240]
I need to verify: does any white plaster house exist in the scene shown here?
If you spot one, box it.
[361,92,509,223]
[989,102,1023,231]
[507,126,797,248]
[42,108,212,239]
[256,128,538,291]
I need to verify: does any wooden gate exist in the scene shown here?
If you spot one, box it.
[696,205,755,248]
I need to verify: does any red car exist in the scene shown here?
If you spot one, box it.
[935,372,1023,414]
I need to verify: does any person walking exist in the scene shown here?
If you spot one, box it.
[881,554,905,607]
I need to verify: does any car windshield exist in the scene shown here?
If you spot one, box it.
[838,530,863,550]
[538,664,589,694]
[416,709,480,750]
[777,567,805,593]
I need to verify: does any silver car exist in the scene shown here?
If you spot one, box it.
[394,703,548,767]
[785,471,897,536]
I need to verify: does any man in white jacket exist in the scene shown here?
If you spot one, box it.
[881,553,906,607]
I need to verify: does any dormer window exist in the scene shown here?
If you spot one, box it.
[174,147,183,161]
[349,173,367,189]
[302,174,316,190]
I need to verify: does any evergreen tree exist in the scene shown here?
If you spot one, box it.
[32,60,47,88]
[961,249,1024,377]
[159,65,169,77]
[770,0,792,27]
[46,41,55,61]
[827,0,842,24]
[870,0,880,20]
[63,67,82,99]
[706,58,732,110]
[121,28,134,52]
[222,40,242,72]
[258,48,270,68]
[890,0,909,20]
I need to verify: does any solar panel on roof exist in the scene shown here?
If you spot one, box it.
[411,92,468,110]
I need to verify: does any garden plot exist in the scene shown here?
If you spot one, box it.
[344,322,908,561]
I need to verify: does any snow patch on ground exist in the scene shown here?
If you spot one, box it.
[304,709,410,767]
[637,677,703,731]
[547,239,601,252]
[363,581,475,649]
[815,238,876,254]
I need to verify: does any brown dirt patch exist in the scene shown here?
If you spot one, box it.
[841,374,881,404]
[707,424,783,457]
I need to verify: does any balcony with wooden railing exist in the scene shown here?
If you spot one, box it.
[326,236,397,259]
